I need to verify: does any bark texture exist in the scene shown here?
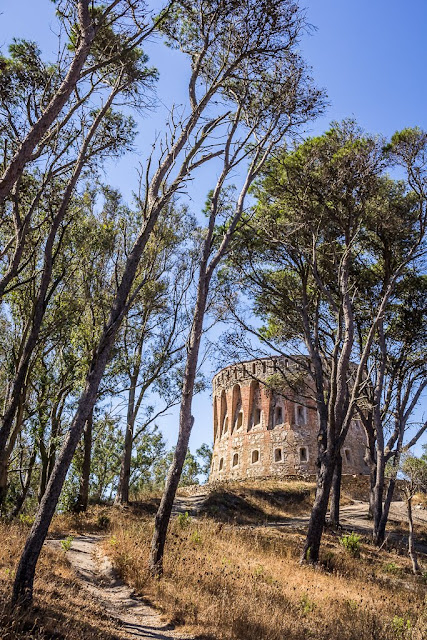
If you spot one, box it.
[406,497,420,574]
[329,451,342,526]
[74,410,94,513]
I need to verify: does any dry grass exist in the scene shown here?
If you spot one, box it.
[2,481,427,639]
[105,507,427,640]
[0,521,129,639]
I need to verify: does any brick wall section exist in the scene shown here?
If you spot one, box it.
[209,356,369,482]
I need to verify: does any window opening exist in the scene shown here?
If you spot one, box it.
[236,411,243,430]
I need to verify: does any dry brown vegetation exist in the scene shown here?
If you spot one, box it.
[2,481,427,640]
[100,482,427,640]
[202,480,317,523]
[0,521,128,639]
[105,511,427,640]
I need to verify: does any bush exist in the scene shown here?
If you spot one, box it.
[177,511,192,528]
[339,531,361,557]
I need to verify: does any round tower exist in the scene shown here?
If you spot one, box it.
[209,356,368,482]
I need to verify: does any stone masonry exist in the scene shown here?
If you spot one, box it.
[209,356,369,482]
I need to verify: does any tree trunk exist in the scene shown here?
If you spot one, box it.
[375,475,396,546]
[368,461,376,519]
[406,496,420,574]
[10,448,37,519]
[38,442,48,504]
[0,394,26,512]
[12,353,109,604]
[329,451,342,526]
[115,380,136,505]
[372,449,385,545]
[301,457,335,563]
[149,280,208,576]
[12,188,173,604]
[74,409,93,513]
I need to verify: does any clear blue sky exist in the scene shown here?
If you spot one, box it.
[1,1,426,455]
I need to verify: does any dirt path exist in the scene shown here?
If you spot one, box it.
[47,536,192,640]
[172,493,208,516]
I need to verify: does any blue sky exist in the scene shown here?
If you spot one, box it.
[1,1,426,455]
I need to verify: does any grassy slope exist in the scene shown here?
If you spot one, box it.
[104,481,427,640]
[1,481,427,640]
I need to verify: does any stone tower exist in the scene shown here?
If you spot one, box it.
[209,356,368,482]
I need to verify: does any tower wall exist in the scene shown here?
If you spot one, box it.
[209,357,368,482]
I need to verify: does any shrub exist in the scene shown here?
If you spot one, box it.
[191,530,202,544]
[61,535,74,553]
[177,511,192,528]
[339,531,361,557]
[391,616,411,639]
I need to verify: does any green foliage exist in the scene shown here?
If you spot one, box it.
[339,532,361,557]
[177,511,192,529]
[391,616,412,640]
[18,514,34,527]
[300,593,317,615]
[61,535,74,553]
[191,530,202,544]
[97,514,111,530]
[383,562,401,575]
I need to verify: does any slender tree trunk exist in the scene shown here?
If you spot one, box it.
[74,409,93,513]
[149,283,208,576]
[329,451,342,526]
[0,394,26,511]
[376,475,396,545]
[301,456,335,563]
[12,346,111,604]
[368,460,376,519]
[10,448,37,519]
[373,449,385,545]
[115,380,136,505]
[38,444,48,505]
[406,496,420,574]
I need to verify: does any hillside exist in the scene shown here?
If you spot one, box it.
[1,481,427,640]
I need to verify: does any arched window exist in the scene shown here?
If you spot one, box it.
[236,410,243,430]
[299,446,308,463]
[220,389,227,437]
[344,449,351,463]
[232,453,239,467]
[275,406,283,425]
[213,399,219,441]
[274,448,282,462]
[223,416,229,434]
[249,380,262,431]
[219,458,224,471]
[251,450,260,464]
[296,405,306,426]
[232,384,243,433]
